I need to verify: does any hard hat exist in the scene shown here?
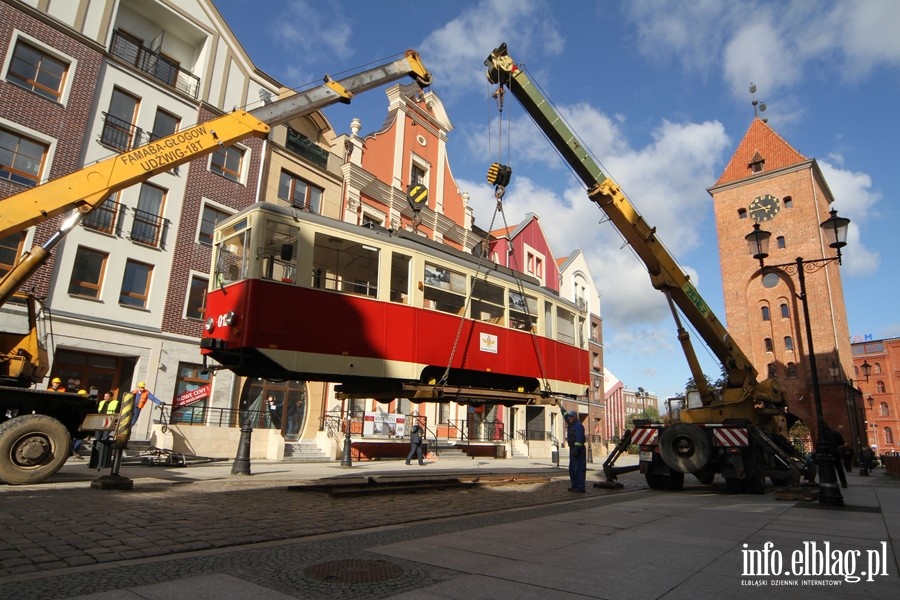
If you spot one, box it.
[138,381,146,388]
[52,377,62,384]
[77,389,88,396]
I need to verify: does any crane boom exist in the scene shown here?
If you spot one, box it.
[0,50,430,239]
[0,50,431,305]
[485,43,759,404]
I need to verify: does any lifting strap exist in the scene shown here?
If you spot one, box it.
[436,84,551,394]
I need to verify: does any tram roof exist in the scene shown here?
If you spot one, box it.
[226,202,578,309]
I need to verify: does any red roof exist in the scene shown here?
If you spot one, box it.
[715,118,807,186]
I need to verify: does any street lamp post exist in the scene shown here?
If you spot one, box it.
[745,209,850,508]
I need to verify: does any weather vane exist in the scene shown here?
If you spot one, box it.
[749,82,767,123]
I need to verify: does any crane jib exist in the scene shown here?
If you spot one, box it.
[682,282,711,318]
[117,125,209,169]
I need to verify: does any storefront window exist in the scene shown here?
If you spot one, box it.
[239,378,307,441]
[170,363,211,424]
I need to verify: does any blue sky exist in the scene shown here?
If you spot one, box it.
[213,0,899,402]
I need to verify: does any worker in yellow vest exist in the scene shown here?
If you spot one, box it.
[98,391,119,414]
[95,391,119,441]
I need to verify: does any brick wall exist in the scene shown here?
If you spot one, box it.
[160,105,264,337]
[0,4,103,296]
[712,161,853,439]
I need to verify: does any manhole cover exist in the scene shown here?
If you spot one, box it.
[304,559,404,584]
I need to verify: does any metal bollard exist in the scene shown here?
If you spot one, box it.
[231,423,252,475]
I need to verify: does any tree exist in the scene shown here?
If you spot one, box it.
[625,404,661,430]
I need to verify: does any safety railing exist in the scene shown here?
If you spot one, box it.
[129,207,167,248]
[110,30,200,98]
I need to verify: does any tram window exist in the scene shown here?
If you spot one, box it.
[472,279,504,324]
[510,291,538,332]
[214,223,248,286]
[312,233,379,297]
[557,307,576,345]
[423,263,466,315]
[390,253,411,304]
[544,302,553,338]
[261,219,297,284]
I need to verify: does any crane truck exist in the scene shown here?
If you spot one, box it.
[0,51,432,485]
[485,43,808,493]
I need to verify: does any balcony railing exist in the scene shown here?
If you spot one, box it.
[110,30,200,99]
[129,207,166,248]
[99,112,139,152]
[286,129,329,168]
[82,199,121,235]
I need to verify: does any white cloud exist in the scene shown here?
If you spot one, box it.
[817,161,881,277]
[271,1,353,61]
[419,0,565,100]
[829,0,900,79]
[722,20,801,96]
[626,0,900,96]
[459,109,730,332]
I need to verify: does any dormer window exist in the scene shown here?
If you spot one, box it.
[749,151,765,173]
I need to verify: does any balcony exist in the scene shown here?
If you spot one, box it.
[99,113,139,152]
[82,199,121,235]
[110,30,200,99]
[286,129,329,169]
[129,207,166,248]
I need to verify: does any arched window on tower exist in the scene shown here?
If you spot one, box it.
[767,363,777,378]
[738,208,747,219]
[787,362,797,378]
[764,338,774,352]
[881,402,890,417]
[877,381,886,393]
[784,336,793,351]
[783,196,793,208]
[874,362,882,374]
[886,427,894,446]
[777,236,786,249]
[761,306,770,321]
[780,303,789,318]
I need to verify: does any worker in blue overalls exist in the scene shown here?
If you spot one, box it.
[562,407,586,493]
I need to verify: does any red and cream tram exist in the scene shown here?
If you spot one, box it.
[200,203,589,403]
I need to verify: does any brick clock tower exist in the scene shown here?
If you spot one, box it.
[707,118,861,448]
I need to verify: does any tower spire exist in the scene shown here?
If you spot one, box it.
[749,83,767,123]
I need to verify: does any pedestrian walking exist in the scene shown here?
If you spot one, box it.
[840,444,853,472]
[406,424,425,465]
[561,407,586,492]
[822,423,847,488]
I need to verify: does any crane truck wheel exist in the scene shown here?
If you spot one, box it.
[0,414,71,485]
[659,424,711,473]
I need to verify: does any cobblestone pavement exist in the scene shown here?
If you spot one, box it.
[0,458,643,599]
[4,459,897,600]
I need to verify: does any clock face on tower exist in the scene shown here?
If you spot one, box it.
[748,193,781,222]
